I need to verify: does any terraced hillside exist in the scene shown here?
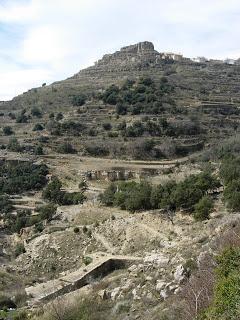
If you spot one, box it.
[1,42,240,320]
[1,41,240,161]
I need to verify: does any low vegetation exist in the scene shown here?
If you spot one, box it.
[100,171,219,216]
[43,177,86,205]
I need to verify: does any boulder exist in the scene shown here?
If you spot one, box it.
[156,280,166,292]
[174,265,185,283]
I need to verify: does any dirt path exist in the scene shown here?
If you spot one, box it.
[93,232,115,254]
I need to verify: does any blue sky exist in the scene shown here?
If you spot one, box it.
[1,0,240,100]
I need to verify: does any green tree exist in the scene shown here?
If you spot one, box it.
[42,178,63,203]
[194,196,214,221]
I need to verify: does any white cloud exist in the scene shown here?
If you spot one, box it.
[1,0,240,100]
[0,68,53,101]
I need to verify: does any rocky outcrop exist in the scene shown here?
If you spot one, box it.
[72,42,185,80]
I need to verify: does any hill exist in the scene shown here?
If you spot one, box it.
[1,42,240,320]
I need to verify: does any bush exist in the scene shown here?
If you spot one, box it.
[85,144,109,157]
[34,144,44,155]
[61,192,86,205]
[33,123,44,131]
[43,178,86,205]
[49,112,55,119]
[42,178,63,203]
[102,85,119,105]
[56,112,63,121]
[3,126,13,135]
[38,204,57,221]
[204,247,240,320]
[74,227,80,233]
[101,171,218,214]
[194,196,214,221]
[0,195,13,214]
[223,180,240,212]
[71,94,86,106]
[57,142,76,154]
[0,295,16,309]
[14,243,26,257]
[0,162,48,194]
[82,256,93,266]
[31,107,42,118]
[7,137,22,152]
[102,123,112,131]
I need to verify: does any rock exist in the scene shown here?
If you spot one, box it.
[110,287,120,301]
[174,265,185,283]
[145,276,153,281]
[98,289,108,300]
[160,289,169,300]
[132,288,141,300]
[144,254,169,267]
[156,280,166,292]
[128,264,137,273]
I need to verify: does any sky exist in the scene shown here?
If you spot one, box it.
[1,0,240,101]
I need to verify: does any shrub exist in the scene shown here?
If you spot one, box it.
[101,171,218,214]
[38,204,57,221]
[8,112,16,120]
[102,122,112,131]
[3,126,13,135]
[33,123,44,131]
[223,180,240,212]
[14,243,26,257]
[42,178,62,203]
[0,162,48,194]
[43,178,86,205]
[124,121,144,137]
[34,222,44,233]
[56,112,63,121]
[204,247,240,320]
[82,256,93,266]
[74,227,80,233]
[102,85,119,105]
[16,113,28,123]
[0,295,16,309]
[7,137,22,152]
[220,157,240,185]
[61,192,86,205]
[79,180,88,191]
[31,107,42,118]
[34,144,44,155]
[194,196,214,221]
[85,144,109,157]
[116,103,127,115]
[57,142,76,154]
[0,195,13,214]
[71,94,86,106]
[49,112,55,119]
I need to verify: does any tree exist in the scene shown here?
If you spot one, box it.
[43,178,63,203]
[194,196,214,221]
